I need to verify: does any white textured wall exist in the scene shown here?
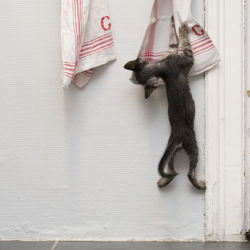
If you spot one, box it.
[0,0,205,241]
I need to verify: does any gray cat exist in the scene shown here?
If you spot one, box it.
[124,23,206,190]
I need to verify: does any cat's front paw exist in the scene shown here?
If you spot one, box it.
[179,22,190,37]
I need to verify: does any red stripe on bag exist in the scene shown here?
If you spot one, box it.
[139,51,166,57]
[193,40,213,51]
[81,33,112,48]
[178,37,210,52]
[194,44,215,55]
[80,42,114,57]
[80,38,113,53]
[85,69,94,74]
[191,35,208,44]
[64,67,75,72]
[64,63,77,67]
[64,72,73,78]
[65,0,83,79]
[83,71,92,77]
[144,0,157,61]
[195,46,215,56]
[80,43,114,58]
[73,74,80,84]
[64,61,77,65]
[191,36,209,46]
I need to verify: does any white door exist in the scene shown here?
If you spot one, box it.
[246,0,250,235]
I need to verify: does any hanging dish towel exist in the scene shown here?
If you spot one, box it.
[61,0,116,89]
[138,0,220,76]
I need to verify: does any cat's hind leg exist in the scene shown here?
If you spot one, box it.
[183,132,206,190]
[157,137,181,188]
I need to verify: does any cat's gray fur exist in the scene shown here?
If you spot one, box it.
[124,23,206,190]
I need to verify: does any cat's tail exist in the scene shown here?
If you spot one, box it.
[157,139,182,188]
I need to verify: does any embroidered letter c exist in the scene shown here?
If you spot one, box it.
[192,25,205,36]
[101,16,111,31]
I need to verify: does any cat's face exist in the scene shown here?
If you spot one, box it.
[124,58,160,99]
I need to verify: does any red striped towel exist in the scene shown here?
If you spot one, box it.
[61,0,116,89]
[138,0,220,76]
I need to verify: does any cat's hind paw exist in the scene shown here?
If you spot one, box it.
[157,176,175,188]
[188,174,206,190]
[197,180,206,190]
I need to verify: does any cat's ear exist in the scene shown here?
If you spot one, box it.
[124,59,139,71]
[145,86,155,99]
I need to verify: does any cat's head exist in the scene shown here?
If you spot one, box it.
[124,58,160,99]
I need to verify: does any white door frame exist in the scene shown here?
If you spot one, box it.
[245,0,250,238]
[205,0,246,241]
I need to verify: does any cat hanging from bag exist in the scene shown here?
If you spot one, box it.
[125,22,206,190]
